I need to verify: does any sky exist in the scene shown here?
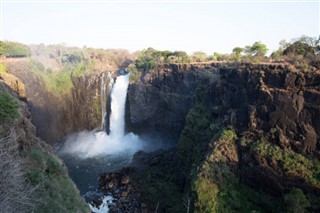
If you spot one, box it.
[1,0,319,55]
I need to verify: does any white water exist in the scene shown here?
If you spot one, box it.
[109,74,128,138]
[89,196,113,213]
[61,74,143,158]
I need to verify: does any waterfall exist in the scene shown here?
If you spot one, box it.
[109,74,130,138]
[61,73,143,158]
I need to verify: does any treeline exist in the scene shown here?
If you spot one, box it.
[131,35,319,75]
[0,41,31,58]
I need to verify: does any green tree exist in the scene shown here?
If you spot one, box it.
[271,40,290,57]
[232,47,244,60]
[244,41,268,57]
[192,51,208,62]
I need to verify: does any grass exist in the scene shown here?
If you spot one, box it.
[0,91,19,121]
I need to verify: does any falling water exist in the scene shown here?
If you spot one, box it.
[109,74,129,138]
[100,73,107,130]
[61,73,142,158]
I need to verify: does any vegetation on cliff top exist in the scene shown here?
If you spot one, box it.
[0,41,31,58]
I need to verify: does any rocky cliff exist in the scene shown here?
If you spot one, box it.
[4,58,115,142]
[65,71,114,133]
[128,63,219,140]
[127,62,320,212]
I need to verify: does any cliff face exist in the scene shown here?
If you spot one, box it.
[65,71,114,133]
[129,62,319,155]
[3,59,64,143]
[4,58,115,142]
[128,63,219,139]
[128,62,320,212]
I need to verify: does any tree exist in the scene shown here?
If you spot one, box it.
[244,41,268,57]
[293,35,318,47]
[192,51,208,62]
[232,47,244,60]
[271,40,290,57]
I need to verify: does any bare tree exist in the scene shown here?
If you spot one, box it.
[183,195,191,213]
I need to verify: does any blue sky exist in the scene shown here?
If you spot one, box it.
[1,1,319,54]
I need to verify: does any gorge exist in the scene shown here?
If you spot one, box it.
[1,41,319,213]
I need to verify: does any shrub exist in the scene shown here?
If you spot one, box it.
[0,91,19,121]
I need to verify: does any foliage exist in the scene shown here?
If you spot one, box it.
[0,91,19,121]
[251,140,320,187]
[220,129,237,141]
[28,60,85,96]
[191,51,208,62]
[284,188,310,213]
[232,47,244,61]
[283,41,316,57]
[193,129,280,213]
[127,63,141,83]
[134,48,192,71]
[27,150,90,213]
[0,41,31,57]
[194,177,219,213]
[208,52,231,61]
[0,63,7,75]
[244,41,268,57]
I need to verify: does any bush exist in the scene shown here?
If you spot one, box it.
[0,91,19,121]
